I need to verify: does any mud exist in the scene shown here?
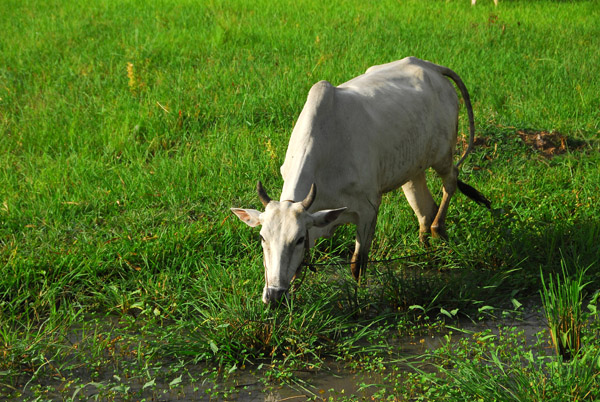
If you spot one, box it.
[14,308,548,401]
[192,308,549,401]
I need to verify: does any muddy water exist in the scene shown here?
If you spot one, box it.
[20,309,548,401]
[172,308,549,401]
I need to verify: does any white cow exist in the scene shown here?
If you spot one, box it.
[232,57,490,305]
[472,0,498,5]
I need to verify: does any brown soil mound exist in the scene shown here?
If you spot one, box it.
[517,130,572,158]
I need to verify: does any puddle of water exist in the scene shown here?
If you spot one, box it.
[223,310,550,401]
[15,309,550,401]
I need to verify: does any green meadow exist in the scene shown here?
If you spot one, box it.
[1,0,599,399]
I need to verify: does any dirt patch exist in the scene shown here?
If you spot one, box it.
[517,130,588,158]
[460,130,593,160]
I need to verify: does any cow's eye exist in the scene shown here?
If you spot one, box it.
[259,234,266,243]
[296,237,305,246]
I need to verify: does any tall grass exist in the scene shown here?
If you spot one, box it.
[540,260,597,360]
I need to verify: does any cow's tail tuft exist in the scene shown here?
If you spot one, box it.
[457,179,491,209]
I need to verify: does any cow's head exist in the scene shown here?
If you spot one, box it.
[231,182,346,305]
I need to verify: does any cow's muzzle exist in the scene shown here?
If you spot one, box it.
[262,286,289,306]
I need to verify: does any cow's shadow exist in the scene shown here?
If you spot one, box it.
[297,209,600,317]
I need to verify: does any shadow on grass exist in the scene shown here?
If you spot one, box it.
[294,212,599,321]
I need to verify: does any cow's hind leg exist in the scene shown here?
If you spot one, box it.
[350,201,379,280]
[431,164,459,240]
[402,172,438,244]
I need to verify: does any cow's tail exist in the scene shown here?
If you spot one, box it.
[429,61,491,209]
[433,64,476,169]
[457,179,491,209]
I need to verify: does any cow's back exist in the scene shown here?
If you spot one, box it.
[281,57,460,213]
[335,57,460,192]
[339,57,455,101]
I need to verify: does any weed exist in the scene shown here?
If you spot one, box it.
[540,259,597,360]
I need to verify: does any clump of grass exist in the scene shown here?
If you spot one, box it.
[160,284,386,369]
[540,259,593,360]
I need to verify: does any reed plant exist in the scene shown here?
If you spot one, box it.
[540,260,592,360]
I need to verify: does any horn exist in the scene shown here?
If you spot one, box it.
[257,181,271,207]
[301,183,317,210]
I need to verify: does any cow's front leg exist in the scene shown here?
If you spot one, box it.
[350,205,379,280]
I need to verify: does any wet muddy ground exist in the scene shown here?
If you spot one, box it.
[10,276,554,402]
[125,307,549,401]
[237,308,548,401]
[13,306,549,401]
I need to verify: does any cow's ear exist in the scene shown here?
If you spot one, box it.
[310,207,346,228]
[231,208,262,227]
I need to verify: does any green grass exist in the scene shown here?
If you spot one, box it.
[1,0,600,399]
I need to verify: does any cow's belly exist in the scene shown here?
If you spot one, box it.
[376,142,435,193]
[350,114,456,195]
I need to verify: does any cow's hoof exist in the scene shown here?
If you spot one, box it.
[419,231,432,247]
[350,264,361,281]
[431,225,448,240]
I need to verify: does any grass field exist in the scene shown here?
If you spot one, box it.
[1,0,600,400]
